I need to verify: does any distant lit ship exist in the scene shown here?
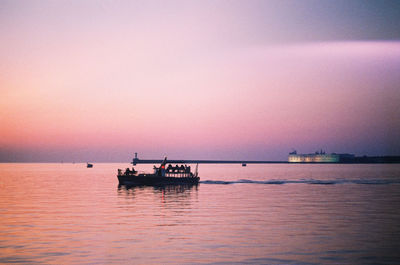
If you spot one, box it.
[288,150,354,163]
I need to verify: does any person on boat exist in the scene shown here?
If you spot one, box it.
[185,166,191,173]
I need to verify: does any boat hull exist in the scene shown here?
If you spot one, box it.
[118,174,200,186]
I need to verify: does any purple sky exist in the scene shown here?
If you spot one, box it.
[1,0,400,162]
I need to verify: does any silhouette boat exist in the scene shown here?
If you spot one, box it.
[87,163,93,168]
[117,157,199,186]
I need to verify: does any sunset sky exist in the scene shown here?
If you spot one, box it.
[1,0,400,162]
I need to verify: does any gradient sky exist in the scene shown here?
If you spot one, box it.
[1,0,400,162]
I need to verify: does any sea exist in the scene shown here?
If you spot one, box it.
[1,163,400,265]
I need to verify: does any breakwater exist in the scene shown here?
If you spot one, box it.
[132,156,400,165]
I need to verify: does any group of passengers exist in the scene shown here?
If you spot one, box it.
[124,167,137,175]
[166,164,191,173]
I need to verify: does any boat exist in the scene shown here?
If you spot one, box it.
[87,163,93,168]
[117,157,200,186]
[288,150,341,163]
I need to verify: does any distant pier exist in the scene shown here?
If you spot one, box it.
[131,155,400,165]
[132,159,288,165]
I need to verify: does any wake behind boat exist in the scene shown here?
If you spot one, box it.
[117,157,200,186]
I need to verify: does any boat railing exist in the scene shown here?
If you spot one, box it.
[165,172,195,178]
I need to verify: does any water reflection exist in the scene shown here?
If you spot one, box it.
[117,183,198,198]
[2,164,400,264]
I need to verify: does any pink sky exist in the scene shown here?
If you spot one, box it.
[1,1,400,161]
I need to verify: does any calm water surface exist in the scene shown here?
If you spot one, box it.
[1,163,400,264]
